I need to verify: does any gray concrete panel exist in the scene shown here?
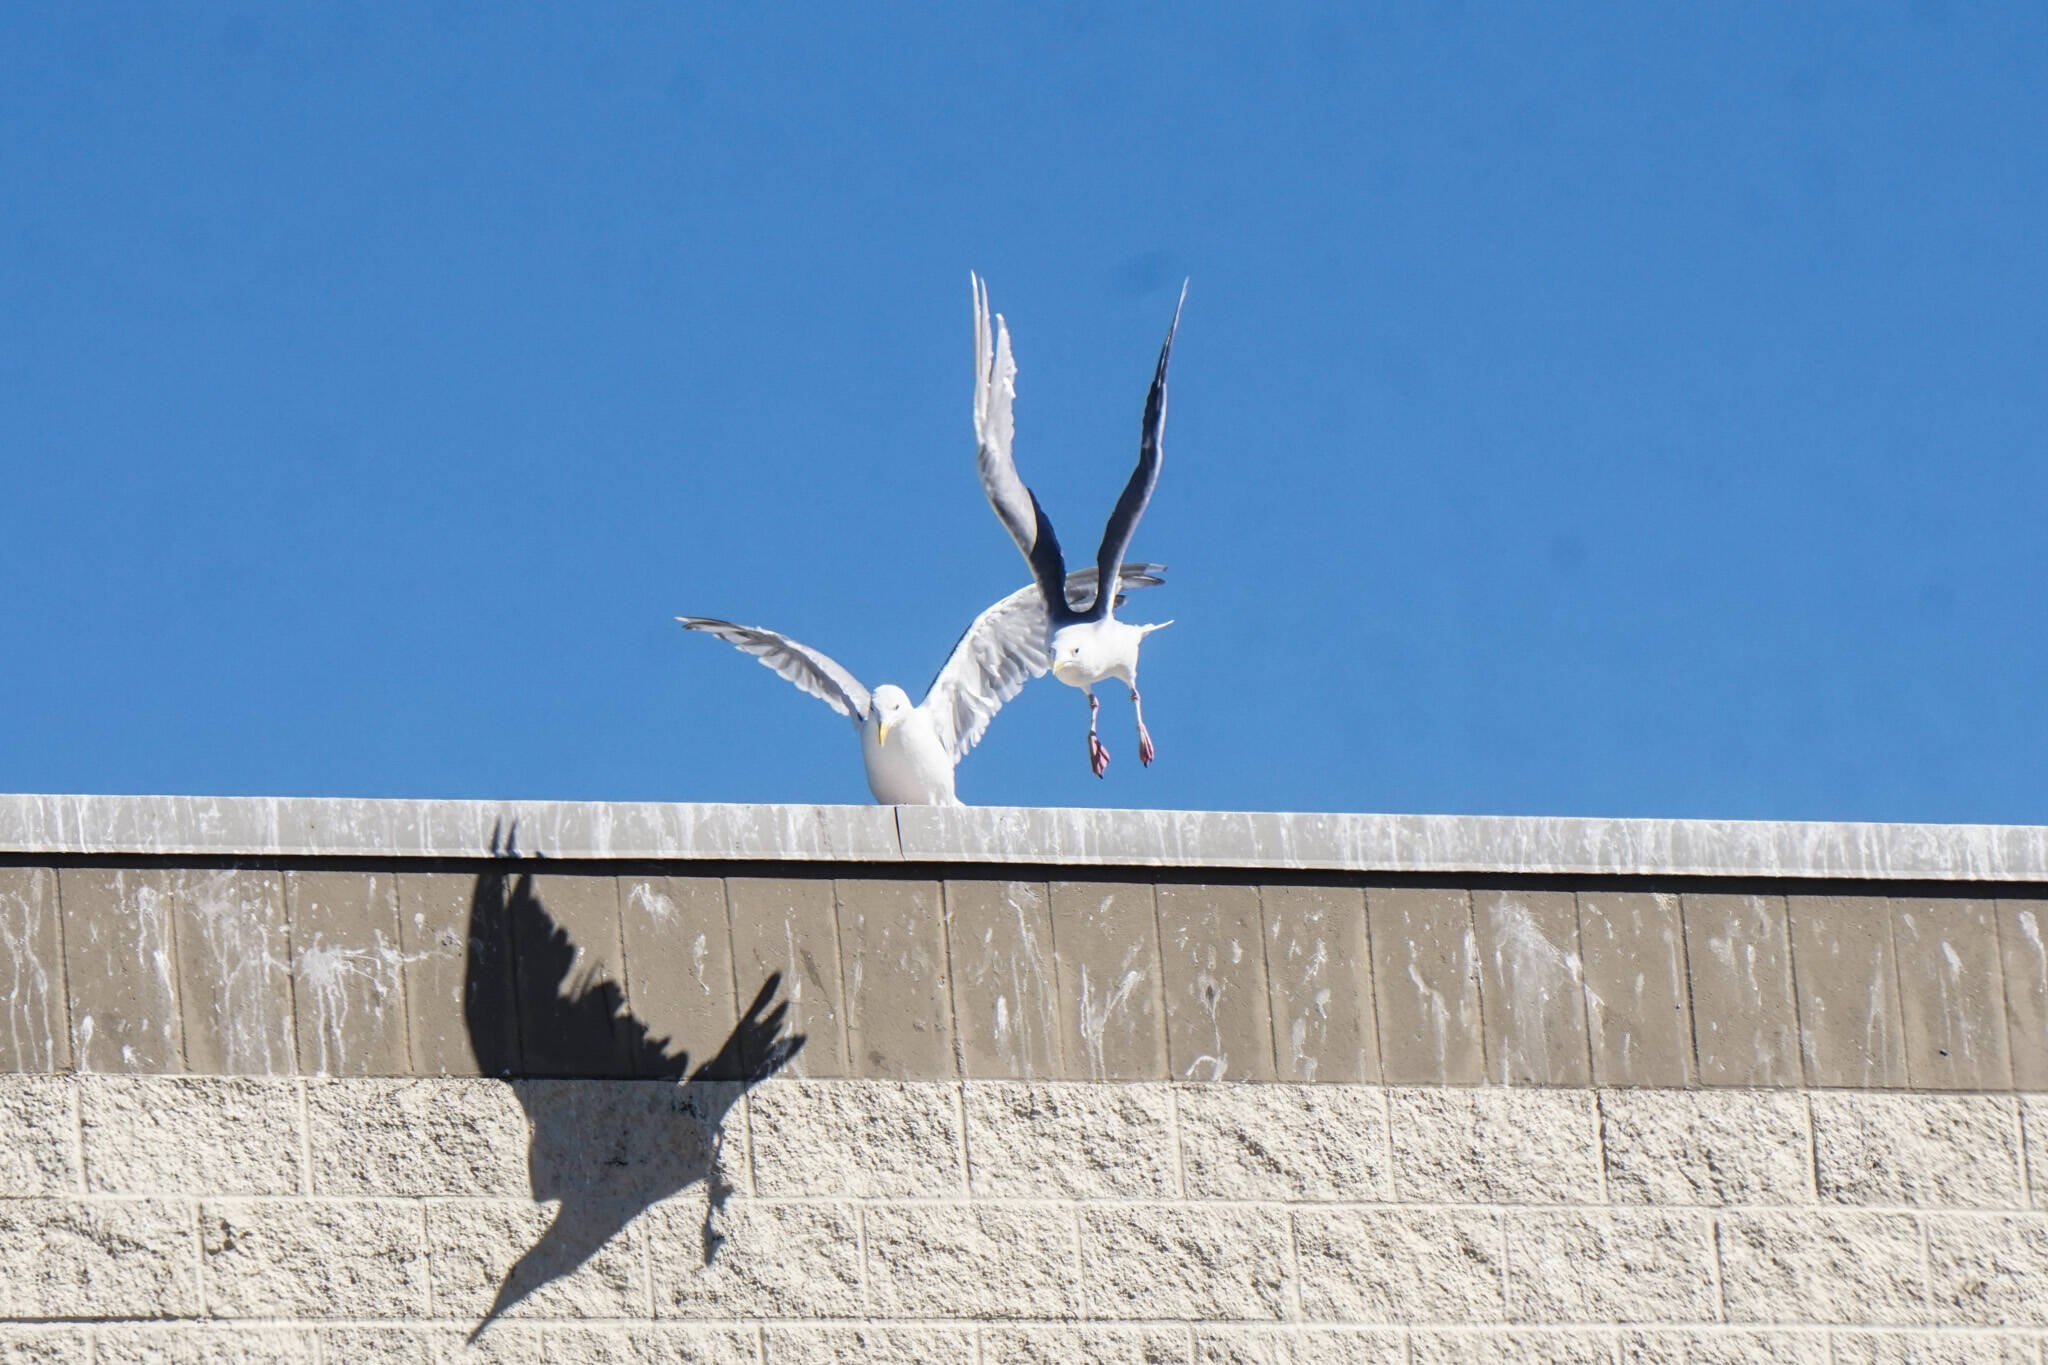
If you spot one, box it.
[1261,882,1377,1085]
[59,868,183,1073]
[1472,889,1590,1087]
[1370,886,1484,1086]
[173,869,295,1078]
[1787,895,1907,1089]
[727,876,849,1078]
[395,871,514,1078]
[512,874,633,1079]
[943,880,1062,1081]
[1154,883,1275,1083]
[835,878,953,1080]
[0,867,68,1073]
[1996,899,2048,1092]
[1048,880,1166,1081]
[1578,890,1693,1088]
[1682,893,1800,1088]
[287,871,405,1078]
[1894,897,2013,1091]
[616,875,737,1078]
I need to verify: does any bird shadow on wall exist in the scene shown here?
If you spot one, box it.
[462,828,803,1342]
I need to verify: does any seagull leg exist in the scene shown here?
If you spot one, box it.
[1132,686,1155,766]
[1086,690,1110,777]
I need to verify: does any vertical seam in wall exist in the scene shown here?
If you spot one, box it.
[2017,1093,2036,1211]
[1589,1090,1608,1206]
[1676,894,1705,1088]
[1252,884,1283,1081]
[1461,889,1488,1085]
[854,1203,871,1325]
[296,1078,312,1195]
[1981,896,2020,1092]
[49,867,76,1078]
[166,870,189,1074]
[606,872,633,1077]
[418,1196,435,1322]
[1167,1080,1188,1201]
[278,873,304,1082]
[1886,896,1913,1090]
[1144,882,1170,1083]
[1283,1204,1305,1325]
[70,1076,87,1194]
[186,1194,207,1322]
[1379,1083,1399,1203]
[1781,893,1813,1089]
[379,873,412,1079]
[936,881,972,1198]
[1709,1213,1728,1327]
[1800,1090,1821,1204]
[830,877,856,1078]
[720,877,760,1200]
[1360,886,1382,1086]
[1569,892,1598,1086]
[1916,1211,1935,1324]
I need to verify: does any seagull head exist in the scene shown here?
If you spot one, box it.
[871,685,914,745]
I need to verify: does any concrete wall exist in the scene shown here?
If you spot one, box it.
[3,797,2048,1362]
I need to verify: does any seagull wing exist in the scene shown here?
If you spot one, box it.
[676,617,873,727]
[1092,283,1186,620]
[922,563,1167,763]
[973,273,1076,627]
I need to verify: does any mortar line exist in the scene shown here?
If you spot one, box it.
[48,865,78,1082]
[296,1078,313,1195]
[1801,1090,1822,1204]
[1706,1209,1727,1326]
[1252,883,1283,1080]
[1588,1090,1608,1206]
[1569,890,1598,1086]
[71,1073,87,1195]
[1676,893,1705,1087]
[936,880,972,1198]
[276,871,303,1091]
[719,877,759,1201]
[1283,1205,1307,1326]
[2018,1094,2037,1211]
[1917,1211,1934,1325]
[1461,888,1489,1085]
[419,1197,435,1321]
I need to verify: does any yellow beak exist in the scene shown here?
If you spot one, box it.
[877,720,893,746]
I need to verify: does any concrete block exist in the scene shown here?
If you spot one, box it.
[727,876,849,1078]
[94,1325,320,1362]
[1407,1334,1617,1364]
[1717,1211,1928,1324]
[0,867,67,1073]
[169,868,295,1077]
[396,870,514,1077]
[1787,894,1908,1088]
[513,1078,740,1202]
[1295,1207,1506,1321]
[1472,889,1590,1086]
[1077,1205,1291,1321]
[1998,900,2048,1093]
[1177,1083,1389,1201]
[1599,1089,1811,1205]
[979,1326,1190,1363]
[1681,893,1800,1087]
[945,879,1063,1081]
[427,1322,543,1363]
[1390,1088,1598,1204]
[861,1203,1079,1319]
[1369,886,1484,1085]
[835,878,953,1079]
[59,868,184,1073]
[536,1326,661,1365]
[746,1078,961,1198]
[425,1197,643,1321]
[1288,1332,1408,1365]
[1896,897,2014,1090]
[0,1327,95,1362]
[1049,879,1166,1081]
[315,1327,433,1365]
[1156,882,1275,1082]
[0,1075,77,1195]
[80,1076,302,1195]
[759,1327,977,1363]
[618,875,738,1078]
[199,1197,426,1318]
[964,1081,1177,1199]
[1925,1214,2048,1326]
[642,1327,764,1364]
[1193,1330,1294,1365]
[513,873,634,1077]
[1261,883,1377,1084]
[1810,1092,2022,1207]
[1617,1331,1829,1364]
[1504,1210,1716,1322]
[304,1077,528,1196]
[286,870,406,1076]
[1577,889,1693,1087]
[1829,1330,2042,1363]
[0,1198,198,1316]
[650,1199,861,1318]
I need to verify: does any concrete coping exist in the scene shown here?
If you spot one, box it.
[0,793,2044,882]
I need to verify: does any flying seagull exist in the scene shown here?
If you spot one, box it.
[972,274,1183,777]
[678,565,1165,804]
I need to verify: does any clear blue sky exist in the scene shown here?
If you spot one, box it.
[2,6,2043,821]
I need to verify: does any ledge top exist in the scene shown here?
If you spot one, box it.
[0,793,2043,882]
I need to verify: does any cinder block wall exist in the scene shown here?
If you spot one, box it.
[3,796,2048,1362]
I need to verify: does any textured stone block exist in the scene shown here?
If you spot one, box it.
[0,1198,197,1316]
[513,873,634,1077]
[95,1325,321,1362]
[1718,1211,1928,1324]
[200,1197,428,1317]
[651,1199,861,1318]
[80,1077,302,1194]
[835,878,953,1079]
[760,1327,977,1363]
[1811,1093,2022,1207]
[1472,889,1590,1086]
[1194,1330,1294,1365]
[1289,1332,1408,1365]
[747,1078,960,1197]
[0,867,67,1073]
[1049,879,1166,1081]
[1295,1208,1505,1321]
[1177,1083,1388,1201]
[169,868,295,1077]
[1408,1334,1617,1364]
[513,1078,740,1204]
[964,1081,1177,1199]
[1390,1088,1598,1204]
[979,1326,1190,1363]
[642,1327,764,1364]
[862,1203,1079,1319]
[1829,1331,2042,1363]
[1078,1205,1291,1321]
[396,870,513,1077]
[1617,1331,1829,1364]
[1896,897,2014,1090]
[1682,892,1799,1086]
[0,1326,95,1362]
[1156,883,1275,1082]
[427,1323,542,1362]
[1261,883,1377,1084]
[287,869,406,1077]
[1788,894,1908,1088]
[1999,900,2048,1093]
[617,875,738,1077]
[1577,889,1693,1087]
[945,880,1063,1081]
[1925,1214,2048,1326]
[727,876,849,1078]
[1599,1089,1811,1205]
[316,1327,433,1364]
[1504,1210,1716,1322]
[60,868,185,1073]
[305,1077,528,1196]
[425,1197,643,1321]
[1370,886,1483,1085]
[0,1075,77,1195]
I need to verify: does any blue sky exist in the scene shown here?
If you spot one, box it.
[2,5,2044,821]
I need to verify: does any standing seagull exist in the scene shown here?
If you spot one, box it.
[678,566,1164,804]
[972,274,1183,776]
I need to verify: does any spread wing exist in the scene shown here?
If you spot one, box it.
[676,618,872,727]
[922,563,1166,763]
[1092,282,1185,620]
[973,273,1076,627]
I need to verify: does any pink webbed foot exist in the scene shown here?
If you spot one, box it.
[1137,725,1155,767]
[1088,731,1111,778]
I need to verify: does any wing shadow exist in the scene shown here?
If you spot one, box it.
[462,847,803,1341]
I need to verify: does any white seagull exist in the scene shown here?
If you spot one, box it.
[678,565,1165,805]
[972,274,1183,777]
